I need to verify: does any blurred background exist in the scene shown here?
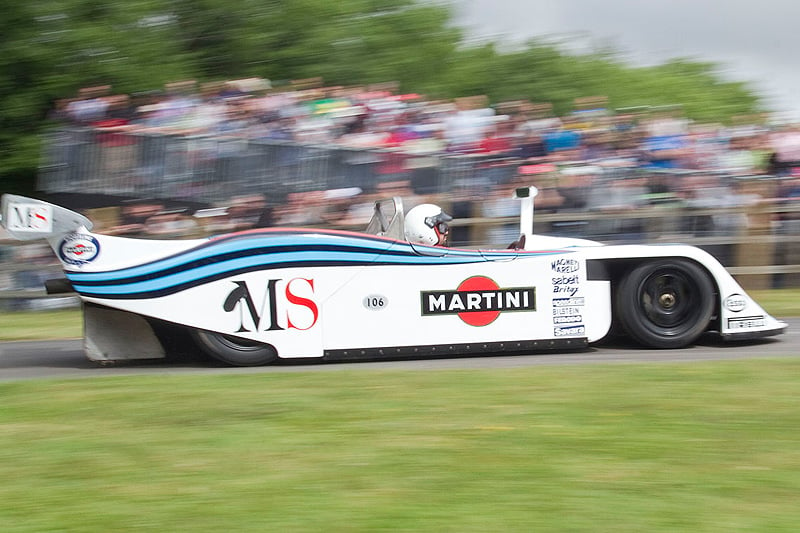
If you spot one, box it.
[3,0,800,311]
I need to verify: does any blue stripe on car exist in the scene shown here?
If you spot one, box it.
[65,231,570,299]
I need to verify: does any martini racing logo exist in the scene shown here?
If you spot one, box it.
[421,276,535,326]
[59,233,100,265]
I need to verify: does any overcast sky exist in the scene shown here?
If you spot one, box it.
[445,0,800,119]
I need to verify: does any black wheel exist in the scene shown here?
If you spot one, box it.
[191,329,278,366]
[615,259,715,349]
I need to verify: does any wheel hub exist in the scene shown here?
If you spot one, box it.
[658,292,677,309]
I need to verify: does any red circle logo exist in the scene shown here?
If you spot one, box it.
[457,276,501,326]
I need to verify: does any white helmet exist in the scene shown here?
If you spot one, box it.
[404,204,452,246]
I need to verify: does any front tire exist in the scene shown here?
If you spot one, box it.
[191,329,278,366]
[615,260,715,349]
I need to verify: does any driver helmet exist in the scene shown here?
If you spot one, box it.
[404,204,452,246]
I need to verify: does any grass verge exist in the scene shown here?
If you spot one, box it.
[1,360,799,531]
[0,309,82,341]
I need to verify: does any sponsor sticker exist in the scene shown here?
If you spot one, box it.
[363,294,388,310]
[724,294,747,313]
[4,203,53,233]
[421,275,536,326]
[554,325,586,337]
[551,258,579,273]
[553,299,585,328]
[59,233,100,265]
[553,297,585,307]
[554,315,582,324]
[222,278,319,332]
[552,274,580,296]
[550,258,581,274]
[727,316,765,329]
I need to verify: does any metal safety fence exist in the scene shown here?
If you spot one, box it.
[39,127,497,204]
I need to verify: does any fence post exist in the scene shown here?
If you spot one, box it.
[734,179,776,290]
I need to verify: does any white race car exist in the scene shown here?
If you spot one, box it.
[0,190,785,366]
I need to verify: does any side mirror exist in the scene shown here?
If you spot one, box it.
[513,186,538,199]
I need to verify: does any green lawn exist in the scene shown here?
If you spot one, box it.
[1,361,799,531]
[750,289,800,318]
[0,309,82,340]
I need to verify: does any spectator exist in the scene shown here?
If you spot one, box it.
[107,201,165,236]
[144,208,201,237]
[639,109,691,169]
[549,165,598,237]
[541,116,583,154]
[226,194,274,230]
[375,180,423,210]
[443,96,495,152]
[66,86,111,125]
[515,131,548,161]
[482,182,522,246]
[587,175,648,240]
[768,125,800,175]
[274,191,326,226]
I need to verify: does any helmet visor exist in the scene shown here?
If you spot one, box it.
[424,212,452,233]
[424,211,452,244]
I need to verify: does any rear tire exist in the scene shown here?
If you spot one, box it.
[615,259,715,349]
[191,329,278,366]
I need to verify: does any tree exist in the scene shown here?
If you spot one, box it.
[0,0,766,192]
[0,0,193,190]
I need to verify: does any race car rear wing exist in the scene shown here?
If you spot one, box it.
[0,194,93,241]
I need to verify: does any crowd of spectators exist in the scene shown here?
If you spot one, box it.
[54,80,800,175]
[45,78,800,249]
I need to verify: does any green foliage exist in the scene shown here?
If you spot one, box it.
[0,0,767,189]
[427,42,761,119]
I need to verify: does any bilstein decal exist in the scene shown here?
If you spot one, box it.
[421,275,535,326]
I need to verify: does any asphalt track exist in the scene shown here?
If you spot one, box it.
[1,318,798,382]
